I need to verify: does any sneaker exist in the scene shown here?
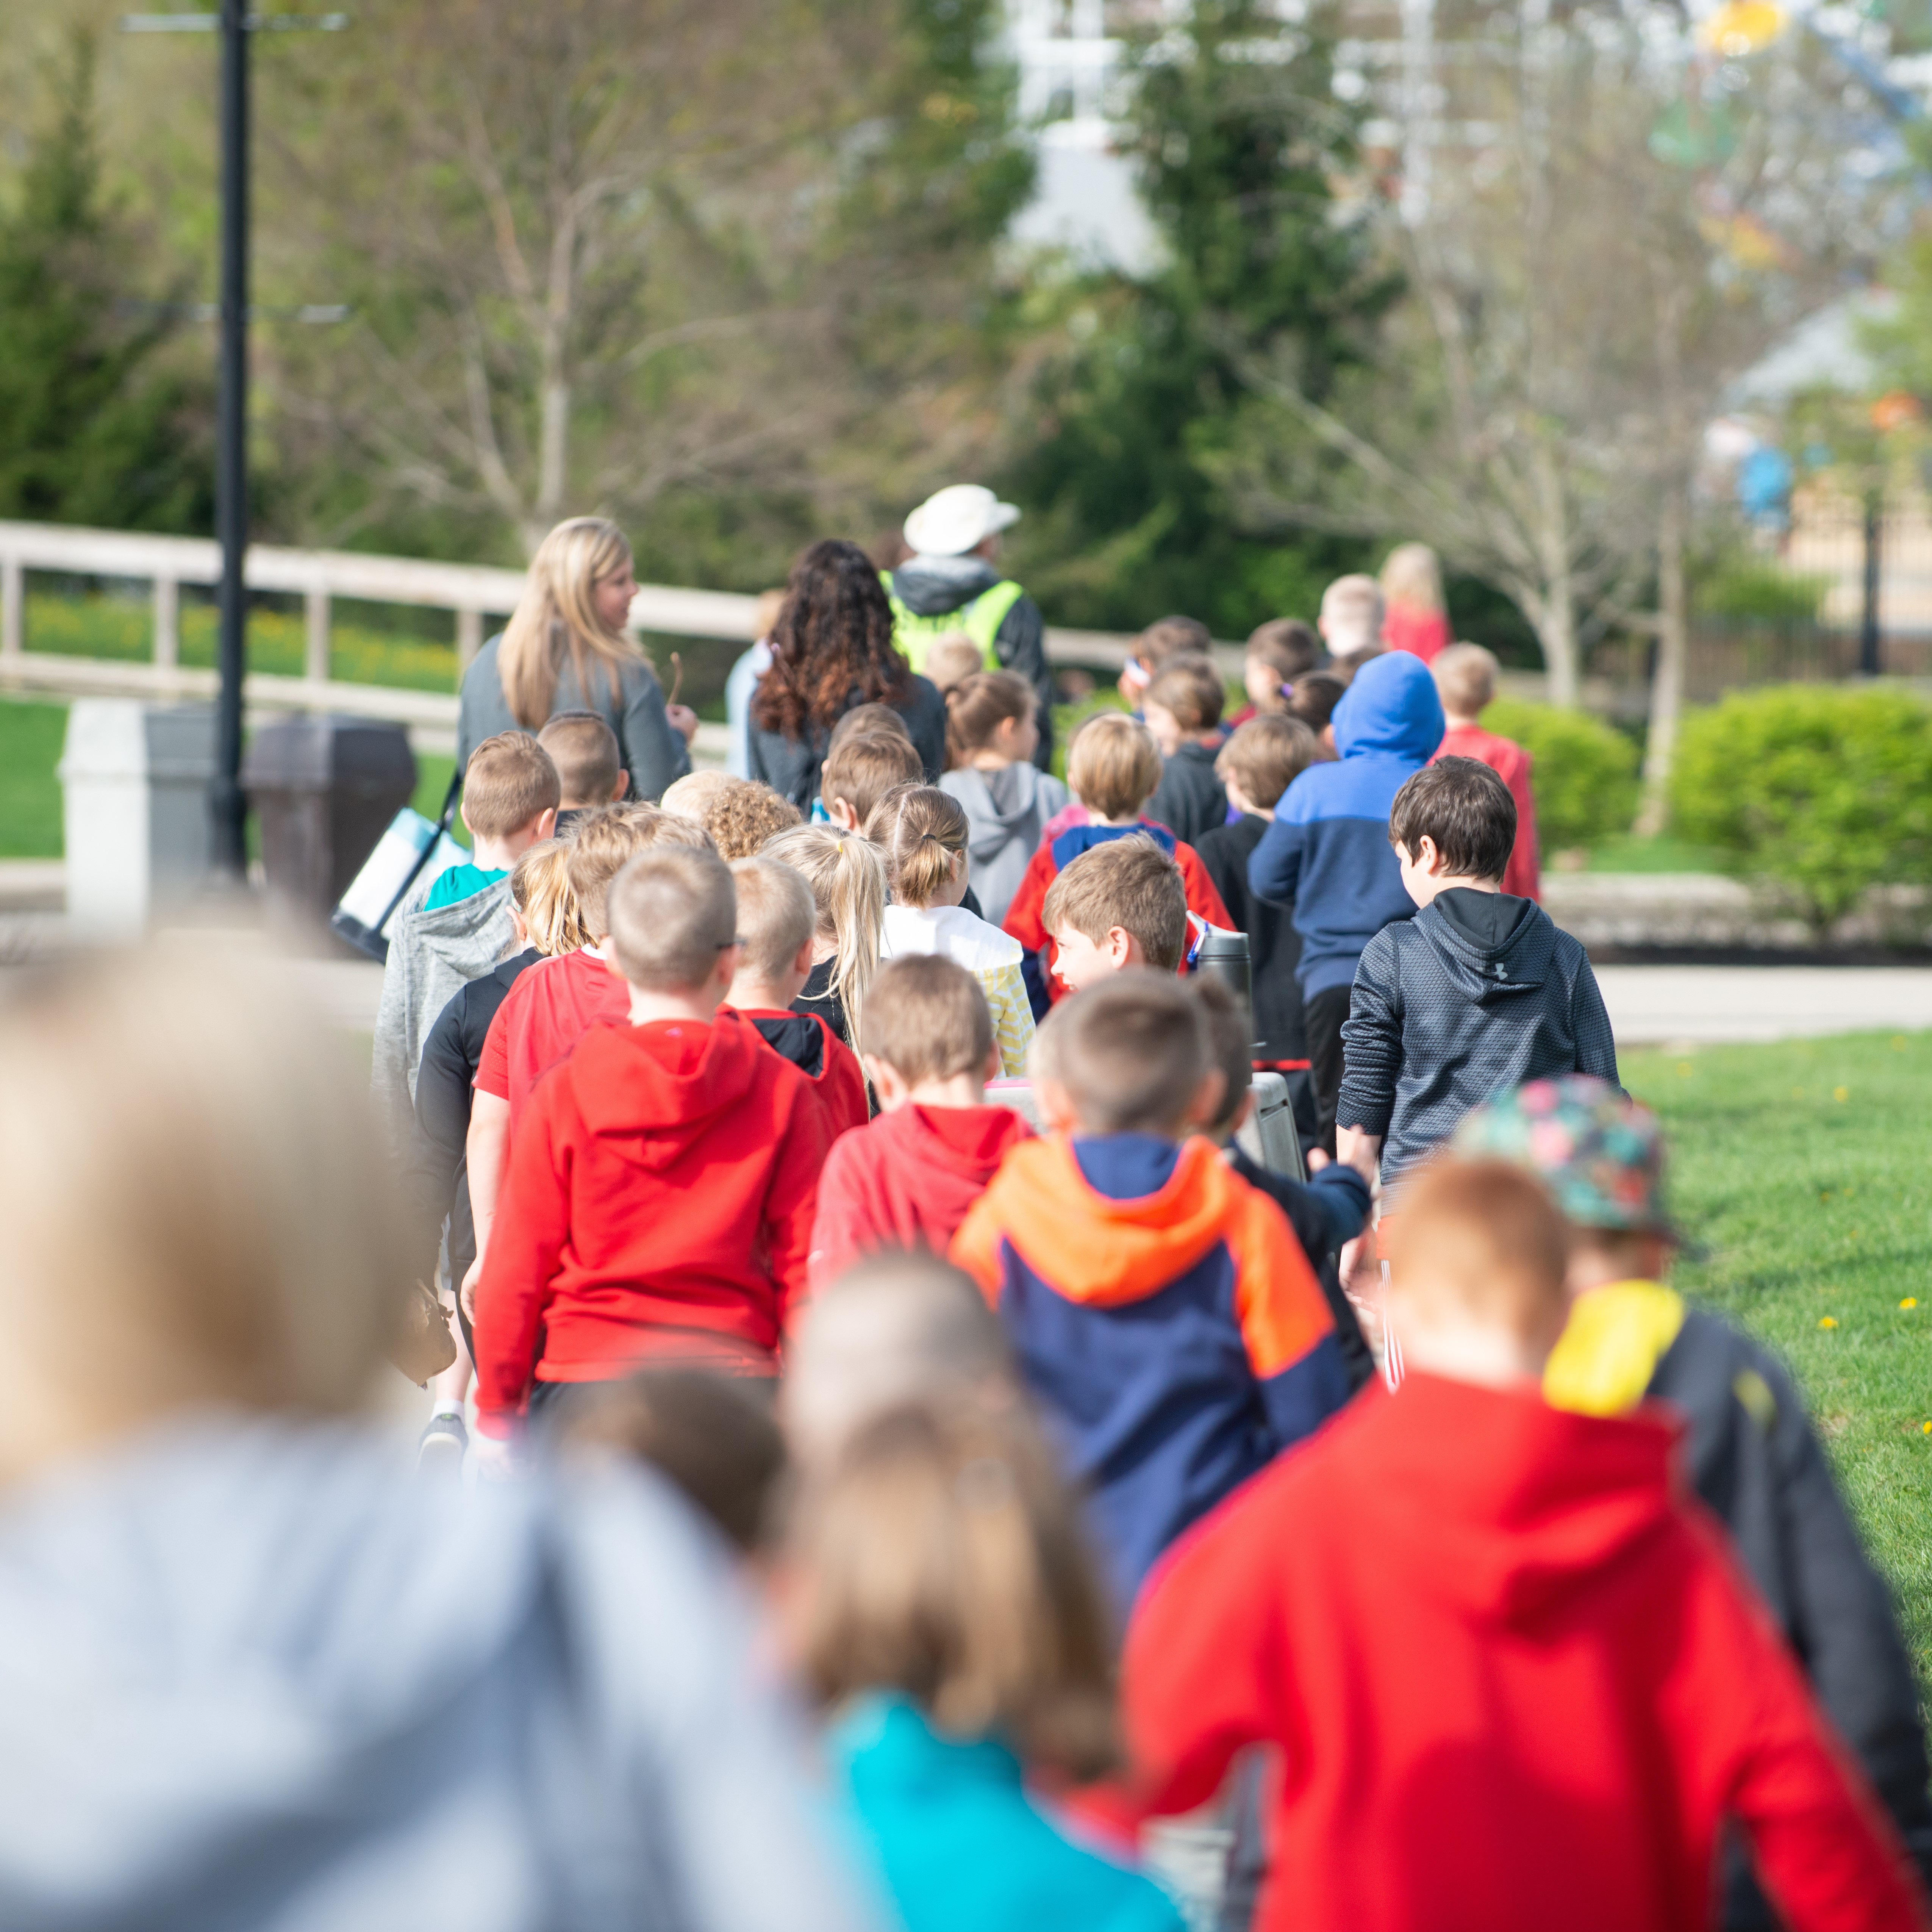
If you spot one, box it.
[417,1411,467,1477]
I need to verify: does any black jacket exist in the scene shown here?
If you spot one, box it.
[747,675,948,812]
[1146,741,1228,850]
[403,947,541,1330]
[1194,814,1304,1061]
[1339,887,1618,1181]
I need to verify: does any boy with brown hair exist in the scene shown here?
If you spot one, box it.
[1337,757,1616,1190]
[426,730,562,911]
[1121,1156,1929,1932]
[727,856,868,1135]
[1142,653,1229,846]
[808,954,1032,1290]
[952,972,1347,1605]
[1431,640,1540,899]
[820,732,925,833]
[1118,613,1212,707]
[473,846,834,1455]
[537,709,628,832]
[1039,836,1188,994]
[1004,712,1232,1010]
[1229,618,1320,726]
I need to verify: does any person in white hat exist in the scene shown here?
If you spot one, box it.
[885,485,1055,769]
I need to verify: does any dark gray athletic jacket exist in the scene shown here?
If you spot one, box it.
[1338,886,1618,1180]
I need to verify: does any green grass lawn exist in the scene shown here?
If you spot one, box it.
[1626,1030,1932,1681]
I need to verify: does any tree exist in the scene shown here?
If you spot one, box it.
[999,0,1395,635]
[0,30,212,533]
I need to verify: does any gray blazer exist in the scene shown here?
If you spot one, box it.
[457,633,692,803]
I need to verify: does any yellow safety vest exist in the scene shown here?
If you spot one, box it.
[883,575,1027,677]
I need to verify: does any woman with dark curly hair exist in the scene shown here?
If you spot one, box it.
[748,539,947,810]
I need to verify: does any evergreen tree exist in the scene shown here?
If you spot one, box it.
[1003,0,1396,635]
[0,32,213,533]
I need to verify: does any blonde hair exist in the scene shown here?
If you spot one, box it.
[606,846,738,993]
[869,783,968,910]
[761,824,886,1050]
[924,632,986,695]
[1065,712,1162,820]
[1381,541,1446,614]
[1433,641,1499,718]
[786,1399,1118,1781]
[1319,574,1385,659]
[0,951,409,1473]
[659,769,735,825]
[497,516,647,729]
[536,710,623,808]
[1384,1157,1569,1338]
[1216,714,1318,811]
[510,838,589,955]
[461,730,560,839]
[564,803,714,941]
[730,856,818,984]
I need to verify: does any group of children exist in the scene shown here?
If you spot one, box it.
[352,566,1932,1932]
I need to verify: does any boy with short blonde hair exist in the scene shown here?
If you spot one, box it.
[1004,713,1232,1010]
[426,730,561,911]
[1122,1155,1929,1932]
[1317,573,1385,671]
[473,846,833,1449]
[809,955,1032,1291]
[952,972,1346,1605]
[1431,640,1540,899]
[728,856,868,1135]
[538,710,627,830]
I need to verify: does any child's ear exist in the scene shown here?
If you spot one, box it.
[611,771,630,801]
[1186,1068,1228,1129]
[458,800,474,839]
[1033,1076,1079,1135]
[827,798,858,832]
[535,807,557,840]
[982,1041,1004,1084]
[792,935,817,977]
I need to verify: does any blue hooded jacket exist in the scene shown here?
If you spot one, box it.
[1247,652,1445,997]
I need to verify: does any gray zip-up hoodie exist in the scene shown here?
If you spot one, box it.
[938,763,1069,928]
[1338,886,1619,1181]
[0,1416,885,1932]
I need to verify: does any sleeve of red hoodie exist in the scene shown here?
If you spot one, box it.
[1175,842,1234,931]
[766,1065,837,1331]
[807,1124,877,1296]
[1002,843,1057,955]
[471,1072,577,1435]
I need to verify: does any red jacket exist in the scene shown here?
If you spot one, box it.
[474,946,629,1125]
[472,1011,833,1430]
[735,1006,871,1138]
[1004,821,1234,1006]
[1123,1374,1927,1932]
[1384,603,1452,664]
[809,1101,1033,1292]
[1435,722,1540,900]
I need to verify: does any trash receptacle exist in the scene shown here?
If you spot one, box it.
[243,715,417,930]
[58,700,216,940]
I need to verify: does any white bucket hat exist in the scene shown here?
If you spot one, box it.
[902,484,1022,558]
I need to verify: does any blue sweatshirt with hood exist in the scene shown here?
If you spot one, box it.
[1247,652,1445,997]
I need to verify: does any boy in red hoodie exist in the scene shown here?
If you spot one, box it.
[472,846,833,1460]
[1121,1157,1928,1932]
[726,857,869,1137]
[808,955,1031,1290]
[1430,641,1539,899]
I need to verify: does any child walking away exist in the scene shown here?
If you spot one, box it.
[1379,541,1452,665]
[809,956,1032,1290]
[1315,573,1385,674]
[762,823,888,1049]
[1455,1079,1932,1921]
[1005,713,1231,1011]
[1248,650,1444,1154]
[1227,619,1320,728]
[1194,716,1319,1065]
[821,731,925,833]
[692,776,803,858]
[472,846,833,1458]
[1118,614,1212,709]
[785,1400,1185,1932]
[1142,655,1230,846]
[538,708,628,832]
[1121,1158,1930,1932]
[370,730,559,1160]
[1336,758,1616,1190]
[1431,642,1540,899]
[728,856,869,1136]
[871,784,1034,1077]
[952,974,1347,1606]
[1284,671,1346,754]
[939,670,1069,927]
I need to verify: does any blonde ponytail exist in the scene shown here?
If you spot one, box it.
[509,839,590,956]
[497,517,647,728]
[762,824,886,1049]
[868,783,968,912]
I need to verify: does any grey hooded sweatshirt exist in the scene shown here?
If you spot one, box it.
[938,762,1069,928]
[0,1416,886,1932]
[1338,886,1619,1182]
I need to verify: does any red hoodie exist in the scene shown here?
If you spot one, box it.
[472,1010,833,1431]
[474,946,628,1124]
[1434,721,1541,900]
[1123,1374,1927,1932]
[808,1102,1033,1291]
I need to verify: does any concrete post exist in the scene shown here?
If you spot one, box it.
[305,586,331,684]
[1,557,21,660]
[152,576,180,669]
[456,607,483,676]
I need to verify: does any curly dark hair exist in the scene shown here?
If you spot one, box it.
[751,539,913,741]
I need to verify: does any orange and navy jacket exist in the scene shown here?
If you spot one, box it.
[952,1132,1349,1607]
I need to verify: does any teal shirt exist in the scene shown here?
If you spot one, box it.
[422,861,508,912]
[829,1696,1183,1932]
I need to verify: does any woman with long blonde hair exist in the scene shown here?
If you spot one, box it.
[457,516,699,802]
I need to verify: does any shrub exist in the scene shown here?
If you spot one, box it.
[1482,699,1639,855]
[1669,685,1932,932]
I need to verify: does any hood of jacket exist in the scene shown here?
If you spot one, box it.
[746,1010,829,1081]
[1341,1374,1683,1628]
[946,764,1054,859]
[979,1136,1241,1303]
[1414,889,1555,1000]
[565,1009,772,1166]
[890,554,1004,618]
[1332,651,1446,764]
[886,1101,1032,1186]
[399,874,517,982]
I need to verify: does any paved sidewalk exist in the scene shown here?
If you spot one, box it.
[1597,966,1932,1046]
